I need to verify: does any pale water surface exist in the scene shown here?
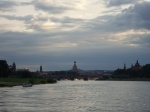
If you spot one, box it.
[0,81,150,112]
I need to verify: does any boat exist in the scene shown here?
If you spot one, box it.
[22,83,32,87]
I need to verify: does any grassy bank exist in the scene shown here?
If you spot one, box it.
[113,78,150,81]
[96,78,150,81]
[0,78,57,87]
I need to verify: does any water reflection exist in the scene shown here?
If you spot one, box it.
[0,81,150,112]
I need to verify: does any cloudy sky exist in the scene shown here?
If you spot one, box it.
[0,0,150,71]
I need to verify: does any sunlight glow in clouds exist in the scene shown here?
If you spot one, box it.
[0,0,150,71]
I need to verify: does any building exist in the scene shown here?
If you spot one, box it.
[12,62,16,72]
[131,60,142,71]
[40,65,43,73]
[72,61,78,72]
[124,63,126,70]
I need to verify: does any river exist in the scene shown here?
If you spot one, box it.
[0,81,150,112]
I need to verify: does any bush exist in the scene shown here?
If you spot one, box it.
[47,78,57,83]
[29,79,35,84]
[40,80,46,84]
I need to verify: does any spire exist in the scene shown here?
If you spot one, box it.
[131,64,133,68]
[124,63,126,70]
[72,61,78,72]
[136,60,139,64]
[135,59,140,67]
[12,62,16,72]
[40,65,43,73]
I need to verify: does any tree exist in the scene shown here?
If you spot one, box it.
[0,60,9,77]
[142,64,150,78]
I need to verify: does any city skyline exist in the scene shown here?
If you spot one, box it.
[8,60,145,72]
[0,0,150,71]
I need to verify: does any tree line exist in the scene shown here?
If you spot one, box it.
[0,60,36,78]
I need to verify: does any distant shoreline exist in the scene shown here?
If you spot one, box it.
[0,78,57,87]
[95,78,150,81]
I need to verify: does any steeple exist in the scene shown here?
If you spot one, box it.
[131,64,133,68]
[12,62,16,72]
[135,60,140,67]
[131,60,142,71]
[124,63,126,70]
[40,65,43,73]
[72,61,78,72]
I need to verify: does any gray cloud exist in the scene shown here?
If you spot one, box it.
[0,1,31,12]
[79,1,150,48]
[0,28,149,71]
[0,0,16,11]
[3,14,85,24]
[0,0,150,71]
[50,17,84,24]
[125,2,150,30]
[88,1,150,32]
[32,0,70,14]
[106,0,138,7]
[124,34,150,47]
[1,15,33,21]
[1,31,149,71]
[1,13,86,31]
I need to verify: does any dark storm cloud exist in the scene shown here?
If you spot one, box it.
[88,1,150,32]
[106,0,137,7]
[80,1,150,48]
[1,1,150,71]
[0,31,79,54]
[32,0,70,14]
[118,1,150,30]
[0,31,59,48]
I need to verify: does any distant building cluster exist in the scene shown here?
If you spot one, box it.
[130,60,142,71]
[123,60,142,71]
[1,59,149,79]
[113,60,150,78]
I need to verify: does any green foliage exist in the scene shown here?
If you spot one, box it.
[142,64,150,78]
[29,79,35,84]
[113,69,126,75]
[0,78,57,87]
[0,60,9,77]
[47,78,57,83]
[40,80,46,84]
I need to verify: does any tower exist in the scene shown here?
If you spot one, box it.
[124,63,126,70]
[12,62,16,72]
[131,60,142,71]
[135,60,140,67]
[40,65,43,73]
[72,61,78,72]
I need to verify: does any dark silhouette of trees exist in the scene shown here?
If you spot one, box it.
[16,70,33,78]
[0,60,9,77]
[113,69,126,76]
[142,64,150,78]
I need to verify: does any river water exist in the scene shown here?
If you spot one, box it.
[0,81,150,112]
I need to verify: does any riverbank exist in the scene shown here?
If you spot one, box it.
[0,78,57,87]
[95,78,150,81]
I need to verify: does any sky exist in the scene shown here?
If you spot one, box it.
[0,0,150,71]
